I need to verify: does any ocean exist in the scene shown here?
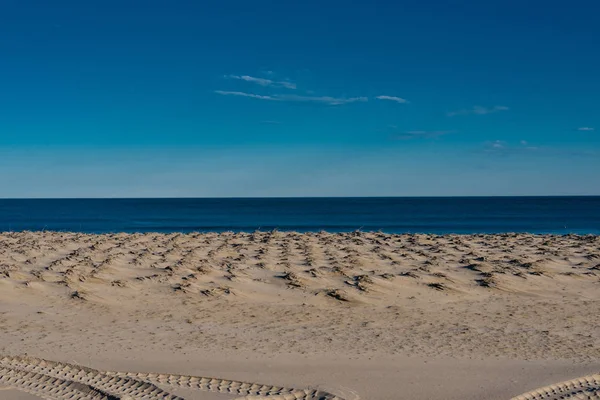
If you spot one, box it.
[0,197,599,235]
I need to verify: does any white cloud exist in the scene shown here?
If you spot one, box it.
[484,140,540,154]
[577,127,595,131]
[215,91,367,105]
[398,130,453,139]
[276,94,368,105]
[227,75,296,89]
[214,90,276,100]
[388,128,455,140]
[376,95,409,104]
[447,105,509,117]
[491,140,505,149]
[404,130,453,136]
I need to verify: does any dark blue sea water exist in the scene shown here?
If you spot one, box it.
[0,197,599,235]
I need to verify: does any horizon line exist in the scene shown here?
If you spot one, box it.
[1,195,599,200]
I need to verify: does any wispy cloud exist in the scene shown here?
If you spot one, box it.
[276,94,368,105]
[474,139,599,161]
[491,140,506,149]
[376,95,409,104]
[214,90,276,100]
[227,75,296,89]
[214,90,367,105]
[392,130,455,140]
[484,140,539,154]
[447,105,509,117]
[577,127,595,131]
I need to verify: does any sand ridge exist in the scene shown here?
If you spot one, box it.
[0,231,599,305]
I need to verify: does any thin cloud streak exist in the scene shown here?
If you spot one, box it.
[215,90,367,105]
[277,94,368,105]
[387,129,455,140]
[392,130,455,140]
[227,75,296,89]
[447,105,509,117]
[376,95,409,104]
[214,90,276,100]
[483,140,541,154]
[577,127,595,131]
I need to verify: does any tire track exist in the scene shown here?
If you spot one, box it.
[2,354,598,399]
[0,366,117,400]
[510,373,600,400]
[0,355,345,399]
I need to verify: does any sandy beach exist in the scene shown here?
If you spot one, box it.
[0,231,599,399]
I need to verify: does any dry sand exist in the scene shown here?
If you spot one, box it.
[0,231,598,399]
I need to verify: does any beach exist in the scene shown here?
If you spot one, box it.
[0,231,599,399]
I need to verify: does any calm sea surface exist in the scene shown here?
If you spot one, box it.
[0,197,599,235]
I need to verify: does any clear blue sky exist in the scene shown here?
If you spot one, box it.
[1,0,598,197]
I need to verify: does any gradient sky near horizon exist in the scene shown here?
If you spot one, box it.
[1,0,599,197]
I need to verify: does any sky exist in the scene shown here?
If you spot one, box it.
[0,0,599,197]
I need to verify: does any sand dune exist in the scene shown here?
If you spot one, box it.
[0,231,599,399]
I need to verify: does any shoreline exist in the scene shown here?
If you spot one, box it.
[2,230,599,236]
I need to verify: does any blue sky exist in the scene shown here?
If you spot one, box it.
[1,0,598,197]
